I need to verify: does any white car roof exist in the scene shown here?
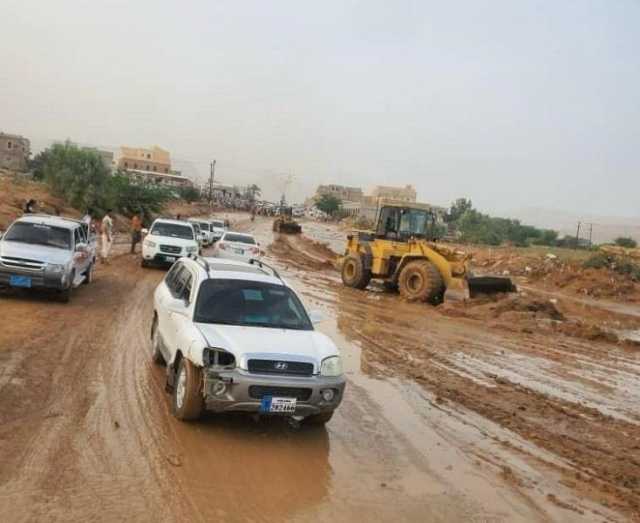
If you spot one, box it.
[153,218,194,227]
[17,215,79,230]
[186,257,284,286]
[221,231,255,239]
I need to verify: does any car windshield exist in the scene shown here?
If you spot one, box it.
[150,223,194,240]
[211,221,225,228]
[377,207,434,237]
[4,222,72,250]
[223,233,256,245]
[194,280,313,330]
[198,222,210,231]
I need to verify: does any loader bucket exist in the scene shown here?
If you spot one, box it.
[467,276,517,298]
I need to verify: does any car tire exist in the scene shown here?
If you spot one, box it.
[58,272,74,303]
[305,411,334,425]
[172,358,203,421]
[83,263,94,285]
[150,316,165,365]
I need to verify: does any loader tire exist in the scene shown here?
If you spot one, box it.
[398,260,445,304]
[341,254,371,290]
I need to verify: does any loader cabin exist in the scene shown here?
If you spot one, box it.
[374,202,443,242]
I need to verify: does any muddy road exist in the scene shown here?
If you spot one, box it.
[0,218,637,522]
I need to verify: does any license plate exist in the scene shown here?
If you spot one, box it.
[260,396,297,414]
[164,256,177,262]
[9,275,32,288]
[234,248,244,255]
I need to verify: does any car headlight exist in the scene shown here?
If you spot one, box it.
[144,239,156,248]
[46,263,65,273]
[320,356,342,377]
[186,246,198,253]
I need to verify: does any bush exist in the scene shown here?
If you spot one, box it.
[176,185,201,203]
[614,237,638,249]
[583,253,640,281]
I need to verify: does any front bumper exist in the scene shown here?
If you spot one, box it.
[203,368,346,416]
[0,266,67,290]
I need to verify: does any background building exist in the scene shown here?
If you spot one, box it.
[371,185,416,202]
[0,132,30,171]
[316,184,363,203]
[116,145,192,187]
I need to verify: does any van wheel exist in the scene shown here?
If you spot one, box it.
[58,272,74,303]
[341,254,371,289]
[150,316,165,365]
[305,411,334,425]
[172,359,203,421]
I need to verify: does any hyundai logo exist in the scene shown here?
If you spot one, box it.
[274,361,288,371]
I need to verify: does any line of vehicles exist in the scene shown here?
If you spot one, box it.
[0,213,345,426]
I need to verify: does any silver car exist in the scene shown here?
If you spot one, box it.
[0,215,96,302]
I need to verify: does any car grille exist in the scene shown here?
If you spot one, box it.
[248,359,314,377]
[0,256,45,271]
[159,245,182,254]
[248,386,312,402]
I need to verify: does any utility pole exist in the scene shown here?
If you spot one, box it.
[575,221,581,249]
[588,223,593,247]
[208,160,216,203]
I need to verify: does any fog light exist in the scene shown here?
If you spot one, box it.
[212,381,226,396]
[321,389,335,402]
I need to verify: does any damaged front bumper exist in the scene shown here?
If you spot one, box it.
[203,368,346,417]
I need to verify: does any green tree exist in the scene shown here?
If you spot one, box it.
[315,194,342,216]
[175,185,201,203]
[244,184,261,201]
[445,198,473,223]
[614,237,638,248]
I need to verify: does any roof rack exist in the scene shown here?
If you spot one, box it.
[187,253,211,276]
[248,258,283,282]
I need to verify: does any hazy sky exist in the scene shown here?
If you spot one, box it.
[1,0,639,217]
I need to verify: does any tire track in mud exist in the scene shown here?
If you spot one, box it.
[264,226,640,520]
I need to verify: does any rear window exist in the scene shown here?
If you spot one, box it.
[4,222,72,250]
[211,221,225,228]
[223,233,256,245]
[151,222,194,240]
[198,222,210,231]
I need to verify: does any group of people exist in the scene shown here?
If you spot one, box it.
[78,208,143,264]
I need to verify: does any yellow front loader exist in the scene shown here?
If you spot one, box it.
[340,201,515,303]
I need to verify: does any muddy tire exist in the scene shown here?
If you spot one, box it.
[58,272,74,303]
[341,254,371,290]
[150,316,165,365]
[398,260,444,304]
[141,259,149,268]
[172,358,203,421]
[305,411,334,425]
[83,263,94,285]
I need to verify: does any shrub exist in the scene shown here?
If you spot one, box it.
[614,237,638,249]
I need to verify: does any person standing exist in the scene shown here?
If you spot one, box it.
[101,209,114,263]
[130,213,142,254]
[24,199,36,214]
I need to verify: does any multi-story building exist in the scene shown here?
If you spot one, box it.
[116,145,192,188]
[315,184,363,203]
[370,185,417,202]
[0,132,30,172]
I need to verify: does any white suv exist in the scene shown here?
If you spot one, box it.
[141,219,199,268]
[150,256,345,424]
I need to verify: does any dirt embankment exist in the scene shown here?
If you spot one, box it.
[469,245,640,303]
[268,233,338,272]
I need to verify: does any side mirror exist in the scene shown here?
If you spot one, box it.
[141,228,149,235]
[308,310,325,324]
[75,242,87,252]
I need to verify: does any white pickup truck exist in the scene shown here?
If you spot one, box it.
[0,214,96,302]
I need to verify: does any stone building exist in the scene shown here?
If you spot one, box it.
[0,132,30,171]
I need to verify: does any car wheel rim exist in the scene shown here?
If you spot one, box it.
[176,365,186,409]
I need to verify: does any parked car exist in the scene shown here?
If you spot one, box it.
[189,219,214,246]
[0,214,96,302]
[150,256,345,423]
[209,219,226,242]
[211,232,261,262]
[141,219,199,268]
